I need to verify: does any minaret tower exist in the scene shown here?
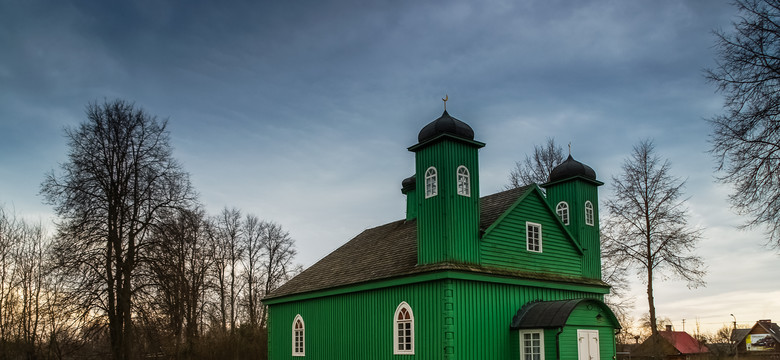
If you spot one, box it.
[408,110,485,265]
[541,155,604,279]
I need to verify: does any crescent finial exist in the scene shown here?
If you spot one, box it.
[442,94,448,111]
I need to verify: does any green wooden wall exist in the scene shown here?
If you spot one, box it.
[480,190,583,277]
[558,303,617,360]
[449,279,605,360]
[268,281,445,360]
[413,138,481,265]
[543,179,602,279]
[267,276,611,360]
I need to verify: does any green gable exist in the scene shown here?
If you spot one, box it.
[481,185,584,277]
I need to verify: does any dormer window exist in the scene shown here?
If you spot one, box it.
[456,166,470,197]
[556,202,569,225]
[425,167,438,198]
[585,201,594,226]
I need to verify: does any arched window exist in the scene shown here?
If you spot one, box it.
[425,167,438,198]
[556,201,569,225]
[585,201,594,226]
[456,166,470,197]
[394,302,415,355]
[292,315,305,356]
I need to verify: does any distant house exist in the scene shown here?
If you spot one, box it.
[263,110,621,359]
[632,325,709,360]
[733,319,780,359]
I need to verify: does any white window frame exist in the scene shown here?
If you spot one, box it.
[585,201,594,226]
[292,314,305,356]
[520,329,545,360]
[526,222,542,253]
[456,165,470,197]
[424,167,438,198]
[556,201,569,225]
[394,302,415,355]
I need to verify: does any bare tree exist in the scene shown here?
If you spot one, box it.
[706,0,780,247]
[146,207,212,357]
[601,229,633,320]
[713,324,734,345]
[638,313,673,338]
[506,137,565,189]
[41,264,86,360]
[259,221,299,329]
[210,207,244,334]
[241,215,264,329]
[41,99,193,360]
[0,206,18,354]
[603,139,705,337]
[0,206,61,360]
[14,220,47,359]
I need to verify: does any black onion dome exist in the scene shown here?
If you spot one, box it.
[548,155,597,183]
[401,175,416,192]
[417,110,475,143]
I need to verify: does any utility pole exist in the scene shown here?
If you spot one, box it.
[731,314,739,360]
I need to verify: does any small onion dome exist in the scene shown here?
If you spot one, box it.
[401,175,416,194]
[418,110,475,143]
[548,155,597,183]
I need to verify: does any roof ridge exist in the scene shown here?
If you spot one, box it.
[265,184,539,300]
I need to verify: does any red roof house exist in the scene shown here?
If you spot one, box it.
[632,325,710,360]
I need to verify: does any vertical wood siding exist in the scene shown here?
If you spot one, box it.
[559,304,616,360]
[269,277,613,360]
[451,279,604,360]
[415,140,481,265]
[405,188,417,221]
[544,180,602,279]
[579,185,601,279]
[268,281,444,360]
[456,281,611,360]
[480,191,583,277]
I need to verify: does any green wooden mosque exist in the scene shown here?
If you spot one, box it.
[264,109,620,359]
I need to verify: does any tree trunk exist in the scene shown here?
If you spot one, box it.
[107,228,122,360]
[121,238,134,360]
[647,266,657,336]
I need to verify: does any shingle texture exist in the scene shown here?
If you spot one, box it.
[266,185,605,300]
[658,331,710,354]
[755,320,780,343]
[732,329,751,342]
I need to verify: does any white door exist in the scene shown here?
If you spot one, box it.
[577,329,600,360]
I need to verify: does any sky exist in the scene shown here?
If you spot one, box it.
[1,0,776,334]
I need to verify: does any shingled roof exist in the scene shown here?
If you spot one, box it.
[633,328,710,358]
[658,330,710,354]
[266,185,605,301]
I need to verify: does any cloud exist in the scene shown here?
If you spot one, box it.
[1,0,773,333]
